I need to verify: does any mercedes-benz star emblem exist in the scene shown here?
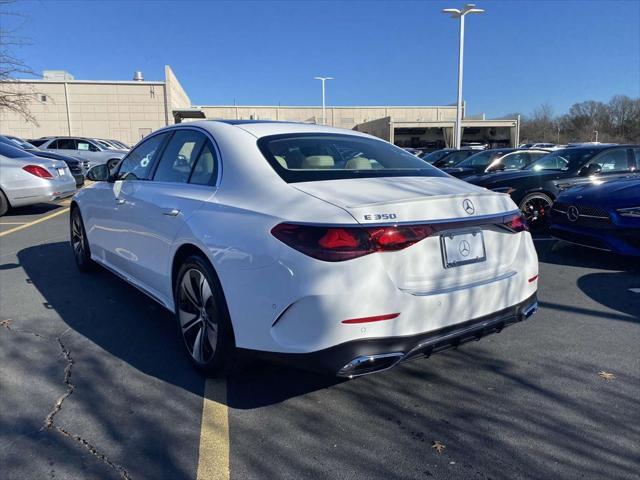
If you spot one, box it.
[459,240,471,257]
[462,199,475,215]
[567,206,579,222]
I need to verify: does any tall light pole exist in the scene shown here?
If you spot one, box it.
[314,76,333,125]
[442,4,484,149]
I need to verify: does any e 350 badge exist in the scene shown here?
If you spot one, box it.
[363,213,398,221]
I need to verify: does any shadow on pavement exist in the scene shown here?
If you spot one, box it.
[535,238,640,271]
[5,202,64,217]
[17,241,339,408]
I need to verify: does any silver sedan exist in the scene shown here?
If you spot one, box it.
[0,142,76,216]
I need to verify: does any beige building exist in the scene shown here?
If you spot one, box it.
[0,65,519,148]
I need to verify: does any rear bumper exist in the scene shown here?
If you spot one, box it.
[7,178,76,207]
[244,293,538,377]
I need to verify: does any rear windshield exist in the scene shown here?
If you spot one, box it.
[258,133,448,183]
[0,142,34,159]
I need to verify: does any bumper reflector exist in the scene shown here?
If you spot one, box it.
[342,313,400,324]
[528,274,539,283]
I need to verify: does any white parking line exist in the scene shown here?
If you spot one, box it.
[0,222,28,225]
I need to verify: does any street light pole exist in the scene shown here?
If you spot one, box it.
[314,76,333,125]
[442,4,484,149]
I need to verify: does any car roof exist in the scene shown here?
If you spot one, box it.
[187,119,375,140]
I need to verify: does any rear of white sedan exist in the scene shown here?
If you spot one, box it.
[236,126,539,376]
[71,120,538,377]
[0,142,76,216]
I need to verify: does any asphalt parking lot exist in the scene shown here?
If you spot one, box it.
[0,200,639,480]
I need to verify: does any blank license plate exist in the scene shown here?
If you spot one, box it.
[441,230,486,268]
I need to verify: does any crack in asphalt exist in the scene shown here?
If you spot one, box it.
[1,323,131,480]
[43,334,132,480]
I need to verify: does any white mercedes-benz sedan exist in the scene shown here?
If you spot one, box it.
[72,121,538,377]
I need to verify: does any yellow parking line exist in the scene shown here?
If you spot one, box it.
[196,378,230,480]
[0,207,70,238]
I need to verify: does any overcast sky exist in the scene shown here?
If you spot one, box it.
[7,0,640,118]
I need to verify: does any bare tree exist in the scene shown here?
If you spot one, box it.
[0,0,38,124]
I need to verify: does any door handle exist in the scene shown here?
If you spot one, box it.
[162,208,181,216]
[115,198,125,205]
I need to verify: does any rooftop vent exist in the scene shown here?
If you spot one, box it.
[133,71,144,81]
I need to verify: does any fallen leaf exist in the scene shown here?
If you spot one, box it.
[0,319,11,327]
[598,371,615,381]
[432,440,446,454]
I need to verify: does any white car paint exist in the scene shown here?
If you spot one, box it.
[73,120,538,375]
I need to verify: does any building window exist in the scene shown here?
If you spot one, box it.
[40,95,47,102]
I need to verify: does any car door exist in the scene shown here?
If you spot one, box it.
[116,128,220,299]
[86,132,170,277]
[74,138,102,163]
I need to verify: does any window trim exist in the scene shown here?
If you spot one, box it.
[119,125,223,187]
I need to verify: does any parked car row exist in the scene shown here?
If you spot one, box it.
[28,136,129,170]
[0,134,130,216]
[0,141,77,216]
[425,144,640,256]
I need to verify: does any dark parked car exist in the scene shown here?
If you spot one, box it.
[430,149,478,168]
[443,148,549,179]
[419,148,456,163]
[0,135,85,187]
[467,145,640,231]
[550,177,640,256]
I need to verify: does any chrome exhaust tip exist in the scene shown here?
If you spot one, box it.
[521,301,538,319]
[337,352,404,378]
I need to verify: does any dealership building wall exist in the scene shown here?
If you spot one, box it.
[0,66,519,147]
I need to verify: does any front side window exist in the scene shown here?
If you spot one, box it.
[258,134,447,183]
[633,148,640,171]
[526,148,599,172]
[153,130,207,183]
[77,140,99,152]
[117,133,168,181]
[500,152,528,170]
[587,148,630,173]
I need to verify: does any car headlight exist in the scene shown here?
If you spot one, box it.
[491,186,515,194]
[617,207,640,217]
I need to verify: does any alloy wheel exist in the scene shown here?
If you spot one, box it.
[178,269,218,365]
[522,196,551,231]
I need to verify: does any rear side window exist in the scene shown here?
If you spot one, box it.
[189,142,218,185]
[117,133,168,181]
[258,133,446,183]
[633,148,640,171]
[57,138,76,149]
[153,130,207,183]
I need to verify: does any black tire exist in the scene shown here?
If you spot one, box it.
[519,192,553,232]
[70,207,96,272]
[0,189,9,217]
[174,255,236,375]
[106,158,120,171]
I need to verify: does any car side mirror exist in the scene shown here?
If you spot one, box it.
[86,164,113,182]
[578,164,602,177]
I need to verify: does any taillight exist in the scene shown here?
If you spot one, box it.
[271,223,434,261]
[22,165,54,179]
[503,212,528,232]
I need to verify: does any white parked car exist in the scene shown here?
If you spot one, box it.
[72,121,539,377]
[0,142,76,216]
[36,136,128,170]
